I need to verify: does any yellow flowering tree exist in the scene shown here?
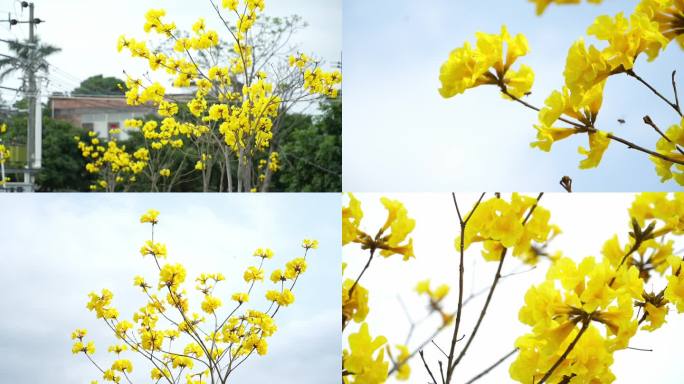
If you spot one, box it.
[78,0,341,192]
[71,209,318,383]
[343,193,684,383]
[440,0,684,187]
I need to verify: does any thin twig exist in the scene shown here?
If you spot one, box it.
[445,193,485,383]
[673,70,681,112]
[464,348,519,384]
[432,340,450,359]
[643,115,684,155]
[537,320,590,384]
[420,350,439,384]
[449,193,543,374]
[343,249,375,330]
[387,261,536,376]
[501,88,684,165]
[627,346,653,352]
[627,69,682,117]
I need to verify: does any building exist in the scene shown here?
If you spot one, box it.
[49,95,157,140]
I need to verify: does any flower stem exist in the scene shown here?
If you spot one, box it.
[537,320,590,384]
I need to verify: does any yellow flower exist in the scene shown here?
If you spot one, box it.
[563,39,611,103]
[140,240,167,258]
[529,0,605,16]
[343,278,369,324]
[457,194,558,264]
[629,192,684,233]
[578,130,611,169]
[650,117,684,185]
[665,255,684,312]
[285,257,307,279]
[222,0,239,11]
[107,345,127,354]
[253,247,274,259]
[270,269,284,283]
[439,26,533,99]
[415,279,450,303]
[302,238,319,249]
[276,289,295,306]
[111,359,133,373]
[394,344,411,381]
[588,11,668,69]
[71,329,87,340]
[641,301,669,331]
[343,323,388,384]
[376,198,415,260]
[343,193,364,245]
[200,295,222,314]
[637,0,684,49]
[243,266,264,282]
[232,292,249,303]
[158,263,186,290]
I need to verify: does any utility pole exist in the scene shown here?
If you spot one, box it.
[24,2,41,190]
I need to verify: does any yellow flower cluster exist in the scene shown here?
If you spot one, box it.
[438,25,534,99]
[652,117,684,184]
[76,132,145,191]
[530,0,604,15]
[139,209,159,224]
[416,279,454,326]
[71,329,96,355]
[343,323,389,384]
[532,1,684,169]
[343,193,416,260]
[510,193,684,383]
[456,193,560,264]
[532,82,612,169]
[72,209,318,383]
[289,53,343,98]
[0,123,8,169]
[215,79,282,153]
[342,271,369,325]
[343,195,417,383]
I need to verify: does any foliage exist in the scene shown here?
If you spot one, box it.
[440,0,684,187]
[273,97,342,192]
[72,75,126,96]
[0,112,94,190]
[342,192,684,384]
[71,209,319,383]
[36,118,95,191]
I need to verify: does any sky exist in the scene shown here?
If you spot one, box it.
[0,0,341,104]
[0,193,341,384]
[343,0,684,192]
[343,193,684,383]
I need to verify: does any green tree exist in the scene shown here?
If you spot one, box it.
[274,97,342,192]
[72,75,125,96]
[36,117,95,191]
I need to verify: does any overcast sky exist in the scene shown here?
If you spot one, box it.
[0,0,341,104]
[343,0,683,191]
[344,193,684,383]
[0,193,340,383]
